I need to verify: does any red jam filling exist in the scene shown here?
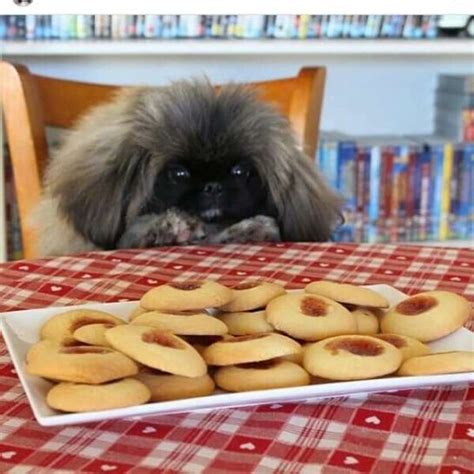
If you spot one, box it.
[168,282,202,291]
[142,331,184,349]
[325,337,384,356]
[300,297,328,317]
[396,295,438,315]
[376,334,407,348]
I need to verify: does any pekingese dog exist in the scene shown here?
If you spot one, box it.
[33,79,343,256]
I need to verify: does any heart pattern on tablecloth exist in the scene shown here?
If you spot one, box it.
[1,451,16,460]
[239,442,255,451]
[343,456,359,465]
[466,428,474,438]
[365,416,381,425]
[142,426,157,434]
[50,286,63,292]
[100,465,117,472]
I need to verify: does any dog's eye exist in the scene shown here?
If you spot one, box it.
[167,165,191,183]
[230,163,251,179]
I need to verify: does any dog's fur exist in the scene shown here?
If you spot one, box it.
[33,79,343,256]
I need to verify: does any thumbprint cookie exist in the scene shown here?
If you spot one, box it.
[304,335,402,380]
[214,360,310,392]
[105,325,207,377]
[266,293,356,341]
[140,280,232,311]
[305,280,389,308]
[380,291,471,342]
[219,281,286,312]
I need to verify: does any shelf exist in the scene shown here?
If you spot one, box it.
[2,39,474,56]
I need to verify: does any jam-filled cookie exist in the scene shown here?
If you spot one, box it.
[266,293,356,341]
[373,333,430,361]
[214,360,310,392]
[105,325,207,377]
[131,310,228,336]
[26,340,138,384]
[140,280,232,311]
[352,307,381,335]
[136,369,215,401]
[40,309,125,343]
[47,378,151,412]
[303,335,402,380]
[217,310,274,336]
[219,281,286,312]
[305,281,389,308]
[398,351,474,376]
[380,291,471,342]
[203,333,301,366]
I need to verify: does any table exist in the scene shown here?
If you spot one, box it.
[0,242,472,473]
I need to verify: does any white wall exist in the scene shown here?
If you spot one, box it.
[5,53,474,136]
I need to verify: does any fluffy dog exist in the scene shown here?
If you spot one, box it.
[33,79,343,256]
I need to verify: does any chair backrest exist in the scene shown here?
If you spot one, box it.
[0,62,326,259]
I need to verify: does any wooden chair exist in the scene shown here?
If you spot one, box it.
[0,62,326,259]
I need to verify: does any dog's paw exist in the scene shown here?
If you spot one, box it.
[209,215,281,244]
[161,209,207,244]
[117,211,206,249]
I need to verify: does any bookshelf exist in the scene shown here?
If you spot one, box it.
[2,39,474,56]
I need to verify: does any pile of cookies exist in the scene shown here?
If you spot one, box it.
[25,279,473,413]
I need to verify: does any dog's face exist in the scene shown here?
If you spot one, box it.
[136,83,277,226]
[148,158,268,224]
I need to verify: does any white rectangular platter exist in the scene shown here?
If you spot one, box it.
[1,284,473,426]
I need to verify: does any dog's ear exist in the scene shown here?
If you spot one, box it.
[260,136,343,242]
[276,154,344,241]
[57,146,151,249]
[46,90,155,249]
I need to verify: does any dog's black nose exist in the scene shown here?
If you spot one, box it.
[203,182,223,196]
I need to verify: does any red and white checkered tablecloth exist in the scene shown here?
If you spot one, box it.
[0,242,473,473]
